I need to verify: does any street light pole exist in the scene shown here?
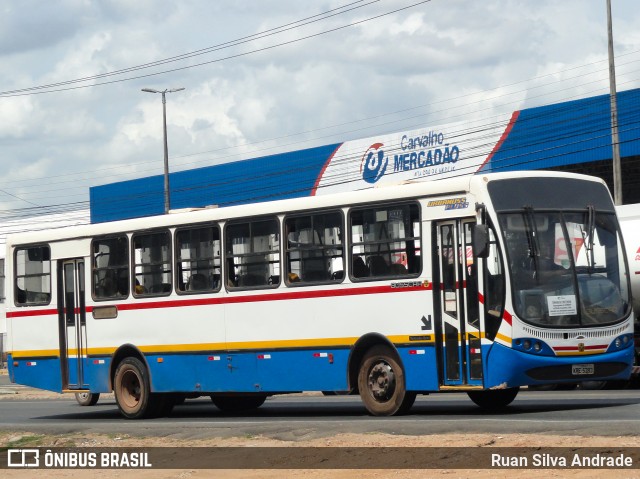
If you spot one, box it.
[606,0,622,205]
[141,87,185,213]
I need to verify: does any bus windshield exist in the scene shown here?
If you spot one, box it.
[499,209,631,327]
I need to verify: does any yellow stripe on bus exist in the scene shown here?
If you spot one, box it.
[10,335,435,358]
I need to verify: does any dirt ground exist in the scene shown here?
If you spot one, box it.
[1,381,639,478]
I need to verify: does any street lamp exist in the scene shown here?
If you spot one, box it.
[141,87,185,213]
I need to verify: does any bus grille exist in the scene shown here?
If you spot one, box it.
[521,323,629,340]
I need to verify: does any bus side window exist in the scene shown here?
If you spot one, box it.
[349,203,421,281]
[15,246,51,306]
[284,211,344,286]
[133,230,172,297]
[226,217,280,290]
[93,235,129,300]
[176,225,221,295]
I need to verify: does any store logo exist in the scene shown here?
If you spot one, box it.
[360,142,388,184]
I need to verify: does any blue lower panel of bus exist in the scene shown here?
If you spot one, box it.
[8,355,64,393]
[484,341,635,388]
[10,345,439,395]
[398,346,440,391]
[145,348,353,393]
[146,345,439,393]
[8,355,112,394]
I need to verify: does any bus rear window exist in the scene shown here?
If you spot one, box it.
[15,245,51,305]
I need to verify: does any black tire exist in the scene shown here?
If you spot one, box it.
[357,345,416,416]
[210,394,267,412]
[114,357,155,419]
[75,392,100,406]
[467,387,520,410]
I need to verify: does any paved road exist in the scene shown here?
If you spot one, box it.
[1,374,639,440]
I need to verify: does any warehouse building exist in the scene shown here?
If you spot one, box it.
[90,88,640,223]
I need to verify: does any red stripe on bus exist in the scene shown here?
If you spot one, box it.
[6,284,430,318]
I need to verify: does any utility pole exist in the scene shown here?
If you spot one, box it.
[606,0,622,205]
[141,87,185,213]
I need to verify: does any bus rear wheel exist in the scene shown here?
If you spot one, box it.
[467,387,520,410]
[75,392,100,406]
[114,357,159,419]
[357,345,416,416]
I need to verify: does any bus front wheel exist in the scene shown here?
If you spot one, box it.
[357,345,416,416]
[467,387,520,410]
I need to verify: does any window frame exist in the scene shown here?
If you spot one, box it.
[14,244,52,307]
[91,234,131,302]
[131,229,173,298]
[348,201,422,282]
[224,215,281,291]
[174,223,222,295]
[284,209,345,287]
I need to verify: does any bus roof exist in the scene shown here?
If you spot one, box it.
[5,171,607,248]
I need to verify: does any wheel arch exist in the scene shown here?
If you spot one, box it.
[347,333,401,392]
[109,344,150,391]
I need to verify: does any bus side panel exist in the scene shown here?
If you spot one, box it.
[398,346,439,391]
[146,353,229,393]
[82,357,111,393]
[255,348,350,392]
[10,357,63,393]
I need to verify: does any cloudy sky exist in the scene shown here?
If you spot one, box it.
[1,0,639,222]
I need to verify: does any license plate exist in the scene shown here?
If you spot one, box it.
[572,364,594,375]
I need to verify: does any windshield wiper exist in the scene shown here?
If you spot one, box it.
[581,205,596,271]
[523,206,540,279]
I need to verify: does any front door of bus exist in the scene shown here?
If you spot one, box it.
[435,219,483,387]
[58,259,88,390]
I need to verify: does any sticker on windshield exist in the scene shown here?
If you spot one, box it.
[547,295,577,316]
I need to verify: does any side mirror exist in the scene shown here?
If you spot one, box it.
[473,224,490,258]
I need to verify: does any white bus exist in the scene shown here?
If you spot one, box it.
[5,171,635,418]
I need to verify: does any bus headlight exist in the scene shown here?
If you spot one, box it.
[513,337,553,355]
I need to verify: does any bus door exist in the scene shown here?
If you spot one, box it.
[58,259,88,390]
[435,219,483,387]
